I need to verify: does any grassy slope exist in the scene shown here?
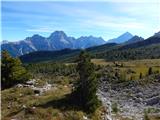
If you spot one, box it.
[1,84,103,120]
[92,58,160,80]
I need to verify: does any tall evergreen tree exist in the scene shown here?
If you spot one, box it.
[1,51,29,89]
[74,51,100,113]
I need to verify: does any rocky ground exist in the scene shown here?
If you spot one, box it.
[98,74,160,120]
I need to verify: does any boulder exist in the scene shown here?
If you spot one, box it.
[26,79,36,85]
[15,84,23,88]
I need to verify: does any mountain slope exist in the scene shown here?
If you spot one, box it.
[120,35,160,50]
[1,31,106,57]
[97,44,160,61]
[124,35,144,44]
[26,34,51,51]
[95,33,160,60]
[19,43,117,63]
[107,32,133,43]
[19,48,81,63]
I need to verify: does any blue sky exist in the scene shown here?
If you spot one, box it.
[1,0,160,41]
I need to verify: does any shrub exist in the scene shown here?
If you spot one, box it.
[144,110,150,120]
[112,102,118,113]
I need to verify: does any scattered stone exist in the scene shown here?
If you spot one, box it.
[22,105,27,109]
[26,79,36,85]
[83,116,88,120]
[35,94,39,96]
[7,105,11,109]
[19,93,23,97]
[16,84,23,88]
[23,84,30,87]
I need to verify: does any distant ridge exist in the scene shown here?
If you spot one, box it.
[124,35,144,44]
[1,31,106,57]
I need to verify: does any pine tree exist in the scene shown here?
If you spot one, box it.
[74,51,100,113]
[1,51,30,89]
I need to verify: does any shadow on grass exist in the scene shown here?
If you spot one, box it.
[37,93,83,112]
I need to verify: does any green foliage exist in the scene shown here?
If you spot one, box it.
[74,51,100,113]
[144,110,150,120]
[1,51,29,89]
[25,62,76,76]
[20,49,80,63]
[95,44,160,61]
[112,102,118,113]
[119,72,127,82]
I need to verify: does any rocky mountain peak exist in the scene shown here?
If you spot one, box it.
[107,32,133,43]
[49,31,67,39]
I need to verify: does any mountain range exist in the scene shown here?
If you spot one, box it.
[1,31,140,57]
[1,31,106,57]
[19,31,160,63]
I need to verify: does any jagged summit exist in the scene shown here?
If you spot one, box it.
[49,31,67,38]
[107,32,133,43]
